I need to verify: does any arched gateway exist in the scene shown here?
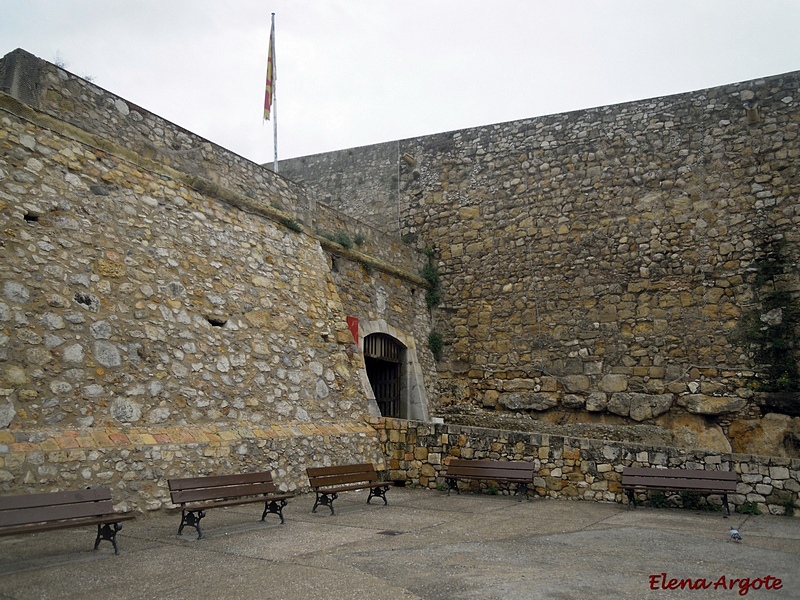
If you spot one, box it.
[357,321,430,421]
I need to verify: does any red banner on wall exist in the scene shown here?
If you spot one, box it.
[346,316,359,346]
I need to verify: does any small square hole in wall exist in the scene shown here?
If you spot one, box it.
[24,212,39,222]
[206,316,228,327]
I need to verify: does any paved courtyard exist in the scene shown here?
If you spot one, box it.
[0,486,798,599]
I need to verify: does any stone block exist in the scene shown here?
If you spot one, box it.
[563,375,589,392]
[770,466,790,480]
[499,392,558,411]
[585,392,608,412]
[677,394,747,415]
[628,393,673,421]
[600,374,627,393]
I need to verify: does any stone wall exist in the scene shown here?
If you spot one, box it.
[372,417,800,516]
[279,71,800,456]
[279,141,403,236]
[0,49,436,510]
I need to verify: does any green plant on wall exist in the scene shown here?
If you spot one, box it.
[737,238,800,409]
[421,262,441,309]
[322,231,354,249]
[280,217,303,233]
[737,500,762,515]
[428,331,444,362]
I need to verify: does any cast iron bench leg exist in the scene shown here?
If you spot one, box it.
[625,489,636,510]
[367,485,390,506]
[722,493,730,518]
[179,508,206,539]
[95,522,123,555]
[261,498,289,523]
[514,482,530,501]
[312,491,337,515]
[446,477,459,496]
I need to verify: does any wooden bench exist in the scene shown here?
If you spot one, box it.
[306,463,393,515]
[168,471,294,538]
[622,467,738,517]
[443,458,535,500]
[0,487,135,555]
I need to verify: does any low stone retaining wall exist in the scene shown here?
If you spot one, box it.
[0,422,386,512]
[371,418,800,516]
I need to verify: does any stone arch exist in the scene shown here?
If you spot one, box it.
[356,320,430,421]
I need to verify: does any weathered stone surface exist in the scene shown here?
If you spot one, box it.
[607,394,633,418]
[629,394,673,422]
[373,418,800,511]
[281,66,800,455]
[0,51,423,505]
[562,394,585,409]
[729,413,797,457]
[608,392,673,421]
[677,394,747,415]
[655,413,731,453]
[2,49,800,512]
[585,392,608,412]
[599,374,628,393]
[0,402,16,428]
[499,392,559,411]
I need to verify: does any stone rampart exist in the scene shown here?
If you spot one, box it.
[0,49,435,510]
[280,71,800,456]
[373,418,800,516]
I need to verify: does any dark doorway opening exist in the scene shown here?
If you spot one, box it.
[364,333,403,418]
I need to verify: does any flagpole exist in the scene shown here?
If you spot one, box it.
[271,13,278,173]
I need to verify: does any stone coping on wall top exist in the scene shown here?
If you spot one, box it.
[369,417,800,469]
[0,421,377,453]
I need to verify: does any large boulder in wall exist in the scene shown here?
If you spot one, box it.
[655,413,731,452]
[728,413,799,457]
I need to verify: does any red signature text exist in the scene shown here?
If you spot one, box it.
[649,573,783,596]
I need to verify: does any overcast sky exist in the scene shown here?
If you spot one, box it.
[3,1,800,164]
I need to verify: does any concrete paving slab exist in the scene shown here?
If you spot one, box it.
[0,487,797,600]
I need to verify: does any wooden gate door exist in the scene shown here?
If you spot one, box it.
[364,334,402,418]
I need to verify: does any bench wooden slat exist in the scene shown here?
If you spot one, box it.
[0,513,135,537]
[622,475,737,493]
[443,459,535,499]
[167,470,293,539]
[0,487,112,511]
[307,464,376,477]
[446,463,534,479]
[0,487,134,554]
[313,481,388,493]
[0,499,117,528]
[168,472,278,492]
[179,493,294,511]
[170,481,280,505]
[307,471,380,488]
[621,467,738,517]
[306,463,391,515]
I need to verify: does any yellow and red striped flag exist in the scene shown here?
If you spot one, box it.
[264,18,275,121]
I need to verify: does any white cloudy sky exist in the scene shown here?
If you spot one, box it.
[3,1,800,164]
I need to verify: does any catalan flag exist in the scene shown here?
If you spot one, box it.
[264,18,275,121]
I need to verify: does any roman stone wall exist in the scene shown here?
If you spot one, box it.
[0,49,436,510]
[0,49,310,224]
[280,141,402,235]
[372,417,800,516]
[278,72,800,456]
